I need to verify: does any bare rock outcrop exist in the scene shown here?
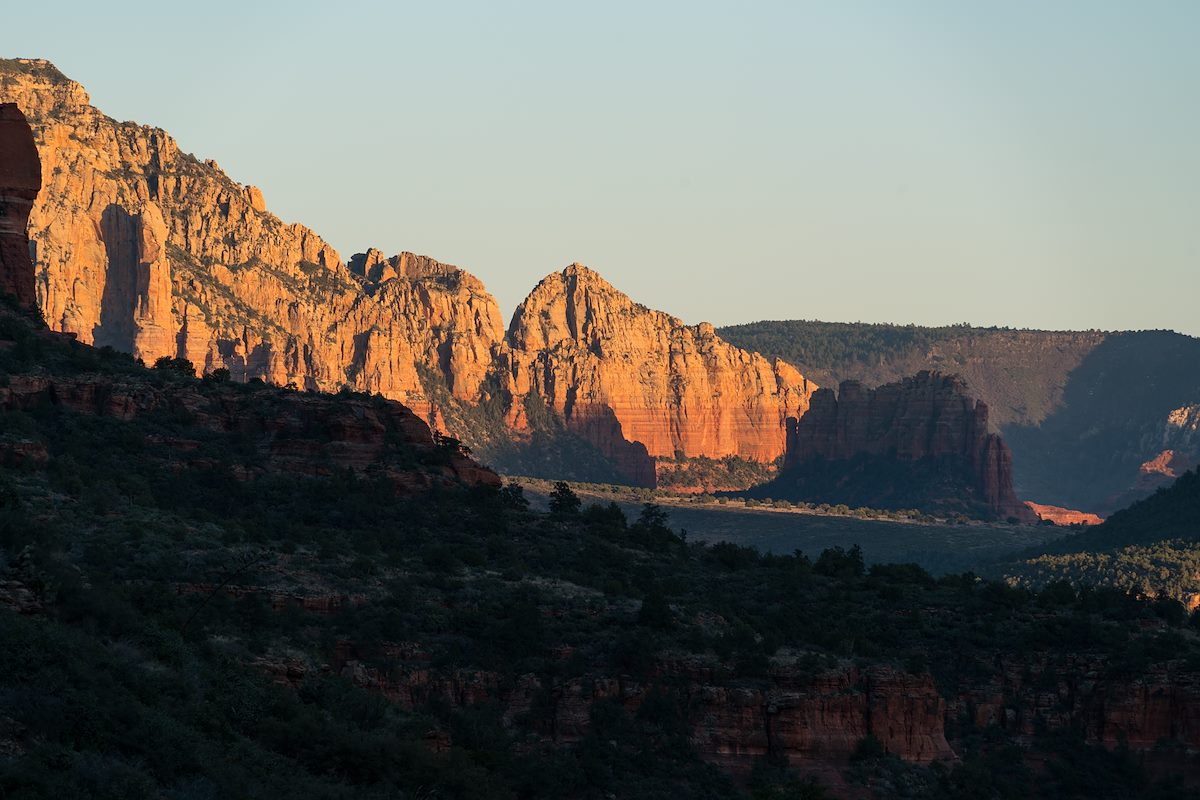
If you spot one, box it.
[1,59,506,423]
[1025,502,1104,526]
[765,371,1036,521]
[506,264,816,485]
[4,60,814,486]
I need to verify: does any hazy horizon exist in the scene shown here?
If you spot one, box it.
[4,2,1198,336]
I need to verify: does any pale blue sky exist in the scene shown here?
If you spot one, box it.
[5,2,1198,334]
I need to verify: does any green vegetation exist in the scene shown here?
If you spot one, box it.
[656,454,780,492]
[1007,540,1200,603]
[1005,469,1200,603]
[0,301,1197,798]
[718,319,978,387]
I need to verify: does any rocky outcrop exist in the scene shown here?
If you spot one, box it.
[1136,449,1195,492]
[1026,502,1104,526]
[1106,446,1198,513]
[0,102,40,308]
[275,637,1200,780]
[764,371,1035,521]
[0,59,506,423]
[949,653,1200,754]
[3,59,816,486]
[506,264,816,485]
[322,646,954,772]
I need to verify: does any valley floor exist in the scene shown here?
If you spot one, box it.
[518,479,1068,575]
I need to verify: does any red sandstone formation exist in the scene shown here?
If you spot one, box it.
[1105,447,1199,512]
[505,264,816,485]
[1,61,507,415]
[3,60,816,485]
[947,653,1200,755]
[1025,502,1104,526]
[0,103,40,308]
[779,371,1036,521]
[1137,449,1195,492]
[258,637,1200,781]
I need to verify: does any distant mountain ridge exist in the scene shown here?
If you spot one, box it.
[720,319,1200,512]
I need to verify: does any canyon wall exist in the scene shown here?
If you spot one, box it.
[1,59,816,487]
[0,59,506,423]
[765,371,1035,521]
[0,370,498,493]
[720,323,1200,514]
[259,639,1200,784]
[505,264,816,484]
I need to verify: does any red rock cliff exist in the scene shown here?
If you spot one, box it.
[506,264,816,485]
[3,59,817,486]
[779,371,1035,521]
[0,59,506,422]
[0,371,499,492]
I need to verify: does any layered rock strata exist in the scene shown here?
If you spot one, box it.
[320,648,955,772]
[0,60,507,419]
[2,59,816,486]
[263,640,1200,781]
[771,371,1035,521]
[1025,502,1104,526]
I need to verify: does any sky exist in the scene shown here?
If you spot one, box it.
[4,2,1198,335]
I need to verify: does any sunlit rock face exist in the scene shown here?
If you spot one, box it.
[4,58,818,486]
[505,263,817,485]
[1,59,506,421]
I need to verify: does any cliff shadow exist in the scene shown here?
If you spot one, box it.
[93,204,141,354]
[1003,331,1200,512]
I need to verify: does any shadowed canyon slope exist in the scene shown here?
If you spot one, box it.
[721,320,1200,512]
[753,371,1036,522]
[0,58,814,486]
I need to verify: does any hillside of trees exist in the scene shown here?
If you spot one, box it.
[2,300,1199,799]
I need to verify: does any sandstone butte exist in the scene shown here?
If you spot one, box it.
[778,371,1038,522]
[0,58,816,486]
